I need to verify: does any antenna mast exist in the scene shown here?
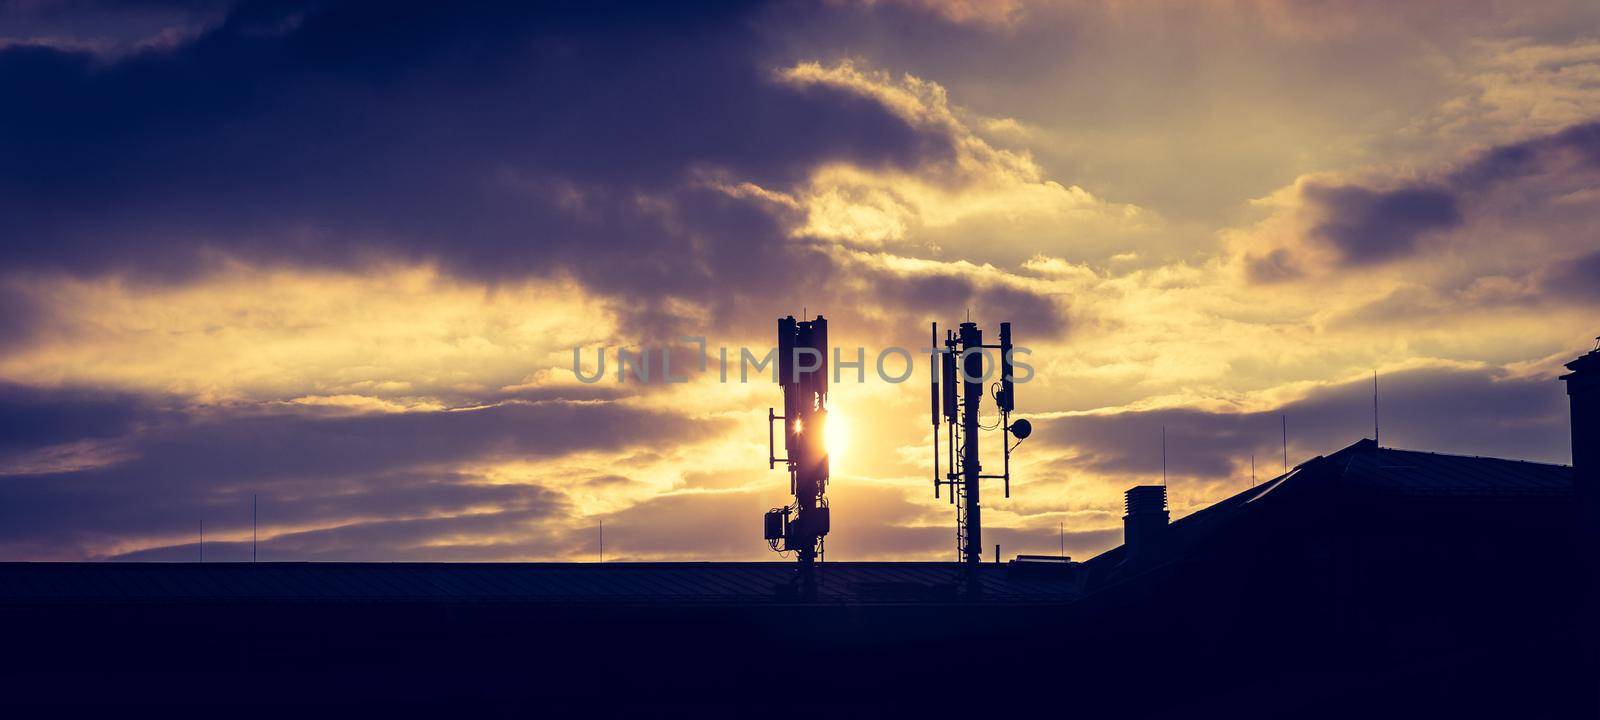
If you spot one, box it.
[1373,370,1380,447]
[763,314,832,597]
[930,318,1031,592]
[1282,414,1288,471]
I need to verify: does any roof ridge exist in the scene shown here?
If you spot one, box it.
[1316,437,1571,470]
[1377,445,1572,469]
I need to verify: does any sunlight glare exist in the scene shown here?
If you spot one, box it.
[825,411,849,460]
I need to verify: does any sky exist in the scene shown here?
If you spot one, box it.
[0,0,1596,562]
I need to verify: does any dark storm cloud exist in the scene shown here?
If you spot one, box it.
[1292,120,1600,269]
[0,0,951,330]
[0,381,157,451]
[0,390,727,559]
[1038,365,1571,482]
[1303,184,1460,266]
[1450,121,1600,189]
[0,0,1082,350]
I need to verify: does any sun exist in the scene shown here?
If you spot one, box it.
[825,410,849,461]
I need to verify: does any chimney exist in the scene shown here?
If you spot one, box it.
[1123,485,1169,570]
[1561,341,1600,531]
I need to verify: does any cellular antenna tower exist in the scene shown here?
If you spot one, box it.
[931,320,1032,589]
[764,315,831,595]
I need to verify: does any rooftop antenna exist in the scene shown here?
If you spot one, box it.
[764,314,832,597]
[1060,521,1065,557]
[199,521,204,563]
[1251,454,1256,488]
[1373,370,1380,447]
[1161,426,1167,486]
[252,494,257,563]
[929,317,1031,593]
[1281,414,1288,471]
[930,322,942,499]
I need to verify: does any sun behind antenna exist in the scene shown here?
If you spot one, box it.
[763,314,831,598]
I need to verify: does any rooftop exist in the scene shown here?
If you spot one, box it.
[0,560,1083,606]
[1085,438,1574,576]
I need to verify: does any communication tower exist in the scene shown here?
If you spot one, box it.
[930,320,1032,590]
[764,315,831,595]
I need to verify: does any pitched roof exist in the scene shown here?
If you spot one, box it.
[1339,442,1573,497]
[1085,439,1574,577]
[0,561,1083,606]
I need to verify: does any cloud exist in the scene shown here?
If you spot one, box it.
[0,0,230,57]
[1234,120,1600,281]
[0,266,623,402]
[1033,364,1571,485]
[1540,249,1600,302]
[856,0,1027,27]
[113,502,575,562]
[1415,38,1600,147]
[1303,184,1461,266]
[0,1,966,345]
[750,60,1154,264]
[1243,247,1302,284]
[0,3,1096,352]
[0,381,154,453]
[0,388,728,559]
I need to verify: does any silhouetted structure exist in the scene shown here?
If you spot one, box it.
[930,319,1030,587]
[1070,437,1586,716]
[1561,339,1600,711]
[1564,341,1599,541]
[765,315,831,595]
[1121,484,1168,571]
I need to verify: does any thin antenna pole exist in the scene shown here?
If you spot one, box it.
[1060,521,1065,557]
[599,520,604,563]
[1373,370,1380,446]
[1161,426,1167,486]
[199,521,203,563]
[1281,414,1288,471]
[1251,454,1255,488]
[252,494,258,563]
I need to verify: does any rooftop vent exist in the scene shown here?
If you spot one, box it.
[1126,485,1168,515]
[1123,485,1169,571]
